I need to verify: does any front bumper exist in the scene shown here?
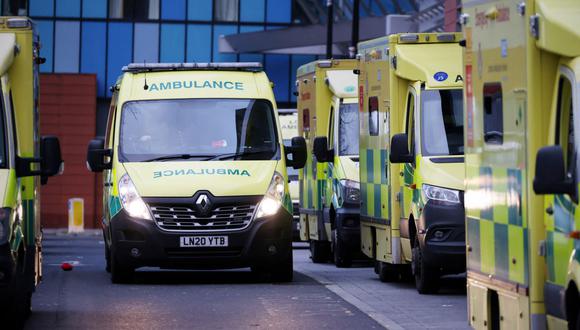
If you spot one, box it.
[108,208,293,270]
[418,200,466,275]
[335,204,363,258]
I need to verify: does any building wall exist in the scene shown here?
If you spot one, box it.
[17,0,316,106]
[39,74,100,228]
[444,0,460,32]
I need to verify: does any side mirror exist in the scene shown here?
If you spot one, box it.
[285,136,306,169]
[313,136,334,163]
[533,145,575,195]
[389,133,413,163]
[40,136,63,184]
[86,137,112,172]
[16,135,64,182]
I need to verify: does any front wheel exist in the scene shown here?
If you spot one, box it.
[310,240,331,263]
[110,247,134,284]
[412,238,440,294]
[252,250,294,283]
[332,229,352,268]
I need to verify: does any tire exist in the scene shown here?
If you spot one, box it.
[377,261,399,282]
[271,250,294,282]
[412,237,440,294]
[110,247,133,284]
[309,240,331,263]
[104,241,111,273]
[332,229,352,268]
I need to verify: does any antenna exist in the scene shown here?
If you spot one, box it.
[143,60,149,90]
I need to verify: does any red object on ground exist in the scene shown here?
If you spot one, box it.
[61,262,73,271]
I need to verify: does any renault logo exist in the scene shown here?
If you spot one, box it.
[195,194,211,215]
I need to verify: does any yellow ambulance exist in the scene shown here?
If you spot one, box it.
[86,62,306,283]
[462,0,580,327]
[296,59,361,267]
[0,17,62,324]
[358,33,465,293]
[278,109,301,241]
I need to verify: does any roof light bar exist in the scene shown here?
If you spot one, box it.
[399,34,419,43]
[437,34,456,42]
[123,62,263,73]
[6,18,30,28]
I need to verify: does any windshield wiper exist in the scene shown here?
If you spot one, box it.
[207,150,274,161]
[143,154,215,162]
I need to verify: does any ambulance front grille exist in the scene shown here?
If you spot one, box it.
[150,204,256,231]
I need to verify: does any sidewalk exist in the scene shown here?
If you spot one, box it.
[293,244,469,330]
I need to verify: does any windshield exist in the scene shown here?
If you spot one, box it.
[119,99,279,162]
[420,89,464,156]
[338,102,359,156]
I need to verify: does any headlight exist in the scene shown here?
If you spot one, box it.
[340,179,360,203]
[422,184,460,204]
[0,208,11,245]
[119,173,152,220]
[255,172,285,219]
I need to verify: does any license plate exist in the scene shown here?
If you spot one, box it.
[180,236,228,247]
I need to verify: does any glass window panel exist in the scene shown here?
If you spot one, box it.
[267,0,290,23]
[214,0,239,22]
[109,0,159,19]
[81,22,107,97]
[134,23,159,64]
[160,24,185,62]
[239,25,263,63]
[161,0,185,20]
[240,0,264,22]
[36,20,54,73]
[186,24,211,62]
[56,0,80,17]
[54,21,80,73]
[265,54,290,102]
[213,25,237,62]
[107,22,133,97]
[29,0,53,16]
[187,0,211,20]
[83,0,107,18]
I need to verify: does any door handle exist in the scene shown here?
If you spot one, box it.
[104,182,113,187]
[545,205,553,215]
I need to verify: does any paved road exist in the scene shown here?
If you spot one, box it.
[25,234,382,330]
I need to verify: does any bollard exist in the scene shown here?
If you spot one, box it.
[67,198,84,233]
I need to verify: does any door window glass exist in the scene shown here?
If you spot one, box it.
[483,83,503,145]
[369,96,379,136]
[555,75,575,177]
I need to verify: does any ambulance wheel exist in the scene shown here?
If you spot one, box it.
[412,238,440,294]
[332,229,351,268]
[104,241,111,273]
[271,250,294,282]
[310,240,331,263]
[378,261,399,282]
[110,248,133,284]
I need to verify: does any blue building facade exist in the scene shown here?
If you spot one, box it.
[1,0,317,106]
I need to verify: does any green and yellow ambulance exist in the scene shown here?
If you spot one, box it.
[296,59,361,267]
[358,33,465,293]
[278,109,301,240]
[462,0,580,327]
[0,17,62,325]
[86,62,306,283]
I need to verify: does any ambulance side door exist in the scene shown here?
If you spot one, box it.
[540,65,578,320]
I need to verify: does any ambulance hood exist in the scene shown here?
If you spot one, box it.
[123,161,277,197]
[419,157,464,192]
[339,156,359,182]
